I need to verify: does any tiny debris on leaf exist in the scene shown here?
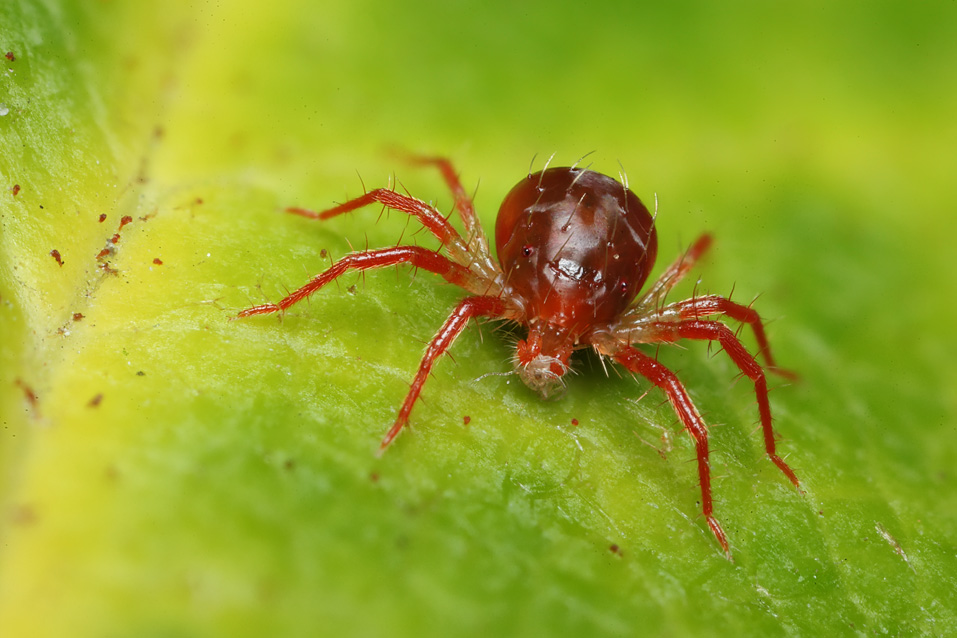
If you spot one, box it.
[14,378,38,411]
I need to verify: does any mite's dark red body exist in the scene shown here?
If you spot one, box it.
[238,157,800,558]
[496,168,658,328]
[495,168,659,397]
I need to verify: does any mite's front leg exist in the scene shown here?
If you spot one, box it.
[631,320,801,490]
[379,296,507,452]
[236,246,481,318]
[611,344,732,559]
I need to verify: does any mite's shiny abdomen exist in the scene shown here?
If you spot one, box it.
[495,167,658,333]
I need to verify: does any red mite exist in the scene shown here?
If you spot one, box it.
[238,157,800,557]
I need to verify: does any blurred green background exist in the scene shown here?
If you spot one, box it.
[1,1,955,636]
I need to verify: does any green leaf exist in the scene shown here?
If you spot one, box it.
[2,1,956,636]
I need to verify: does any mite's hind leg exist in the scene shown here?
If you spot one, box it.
[286,188,471,260]
[401,154,496,268]
[630,234,713,314]
[655,294,796,378]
